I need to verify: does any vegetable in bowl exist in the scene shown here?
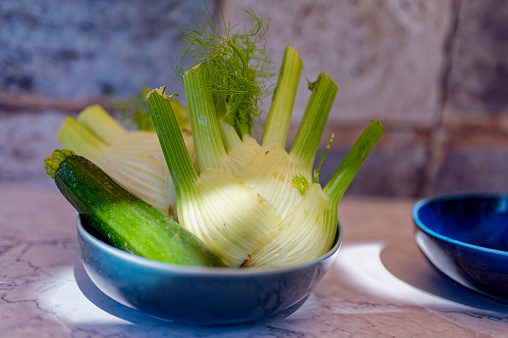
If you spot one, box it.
[44,149,224,267]
[146,85,382,268]
[57,103,197,221]
[46,8,383,269]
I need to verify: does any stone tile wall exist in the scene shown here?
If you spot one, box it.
[1,0,508,197]
[0,0,215,185]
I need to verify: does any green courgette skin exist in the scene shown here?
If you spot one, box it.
[54,154,224,267]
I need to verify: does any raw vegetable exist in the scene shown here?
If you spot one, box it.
[148,86,280,268]
[57,104,197,220]
[239,69,337,219]
[44,149,225,267]
[144,11,384,268]
[174,8,275,138]
[174,8,276,177]
[147,85,382,268]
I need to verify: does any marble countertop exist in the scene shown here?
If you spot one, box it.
[2,184,508,337]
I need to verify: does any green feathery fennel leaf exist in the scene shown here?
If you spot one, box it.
[174,5,275,137]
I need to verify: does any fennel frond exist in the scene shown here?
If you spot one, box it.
[175,6,275,137]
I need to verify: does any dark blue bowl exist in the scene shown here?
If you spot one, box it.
[77,215,342,325]
[413,193,508,300]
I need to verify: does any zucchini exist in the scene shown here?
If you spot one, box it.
[44,149,225,267]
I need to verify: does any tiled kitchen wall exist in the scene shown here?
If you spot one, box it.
[1,0,507,198]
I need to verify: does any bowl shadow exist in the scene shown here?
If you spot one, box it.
[379,236,508,313]
[73,262,166,324]
[73,261,310,327]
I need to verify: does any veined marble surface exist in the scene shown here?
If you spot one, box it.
[1,184,508,337]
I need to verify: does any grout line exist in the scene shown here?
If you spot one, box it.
[0,91,109,114]
[437,0,462,124]
[417,0,462,197]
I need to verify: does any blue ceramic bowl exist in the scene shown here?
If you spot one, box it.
[413,193,508,300]
[77,215,342,325]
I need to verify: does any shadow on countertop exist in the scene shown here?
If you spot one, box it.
[380,237,508,315]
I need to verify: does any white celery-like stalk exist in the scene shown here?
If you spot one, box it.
[77,104,126,145]
[57,116,108,162]
[289,73,338,171]
[146,87,198,196]
[323,120,384,205]
[184,64,230,173]
[261,46,302,148]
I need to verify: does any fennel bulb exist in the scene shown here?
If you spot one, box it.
[146,72,382,268]
[148,73,281,268]
[57,104,197,220]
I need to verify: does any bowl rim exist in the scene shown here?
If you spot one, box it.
[412,192,508,257]
[77,215,343,276]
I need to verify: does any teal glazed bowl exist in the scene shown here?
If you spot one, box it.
[413,193,508,301]
[77,215,342,325]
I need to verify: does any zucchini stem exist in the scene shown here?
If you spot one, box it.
[261,46,302,148]
[44,149,76,179]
